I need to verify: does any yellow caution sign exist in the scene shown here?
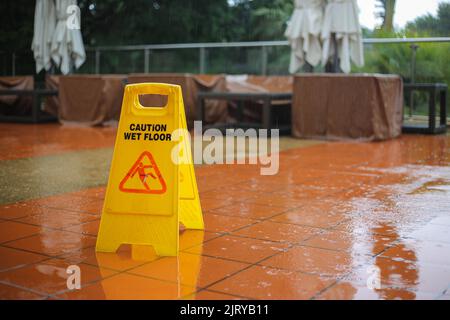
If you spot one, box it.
[96,83,204,256]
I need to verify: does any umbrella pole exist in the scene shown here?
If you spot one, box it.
[49,63,56,75]
[69,59,74,75]
[332,33,339,73]
[303,62,313,73]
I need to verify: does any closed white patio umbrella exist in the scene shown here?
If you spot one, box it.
[285,0,325,73]
[321,0,364,73]
[31,0,56,73]
[51,0,86,75]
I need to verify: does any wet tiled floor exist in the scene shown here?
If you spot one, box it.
[0,123,449,300]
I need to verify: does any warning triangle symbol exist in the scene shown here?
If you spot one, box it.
[119,151,167,194]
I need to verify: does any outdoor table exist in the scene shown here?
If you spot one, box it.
[0,88,58,123]
[44,74,127,126]
[197,91,292,134]
[292,74,403,141]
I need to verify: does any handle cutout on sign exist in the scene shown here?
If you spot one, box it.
[138,94,168,109]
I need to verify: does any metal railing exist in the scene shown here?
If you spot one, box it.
[85,37,450,75]
[2,37,450,76]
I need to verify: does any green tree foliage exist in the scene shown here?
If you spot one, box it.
[375,0,396,32]
[0,0,35,52]
[0,0,296,50]
[360,3,450,84]
[357,30,450,83]
[248,0,293,40]
[78,0,232,45]
[405,3,450,36]
[0,0,35,75]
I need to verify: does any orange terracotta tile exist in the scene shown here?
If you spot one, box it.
[244,194,305,209]
[241,181,292,194]
[332,219,370,233]
[64,220,100,236]
[0,124,116,161]
[208,202,289,220]
[333,221,402,247]
[128,252,249,288]
[303,229,358,252]
[0,282,46,300]
[0,258,116,296]
[0,203,47,220]
[314,282,378,300]
[0,221,42,244]
[184,289,244,300]
[260,246,353,277]
[233,220,321,244]
[1,126,450,300]
[361,235,398,257]
[371,224,404,237]
[266,169,330,186]
[185,235,288,264]
[270,209,348,229]
[203,213,255,233]
[200,197,237,212]
[178,230,221,251]
[63,245,158,272]
[68,187,106,200]
[17,209,98,230]
[301,172,377,189]
[270,187,331,202]
[0,246,48,272]
[4,229,96,257]
[200,188,259,202]
[197,175,245,192]
[31,195,103,215]
[209,265,335,300]
[55,273,195,300]
[70,201,103,216]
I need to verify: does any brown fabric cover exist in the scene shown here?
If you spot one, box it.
[127,73,228,127]
[42,74,295,127]
[0,76,34,116]
[226,75,293,94]
[45,74,126,126]
[292,74,403,141]
[194,74,228,124]
[225,75,293,123]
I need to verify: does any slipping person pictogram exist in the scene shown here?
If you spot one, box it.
[132,162,157,189]
[119,151,167,194]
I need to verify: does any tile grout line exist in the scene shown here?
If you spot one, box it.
[0,279,51,298]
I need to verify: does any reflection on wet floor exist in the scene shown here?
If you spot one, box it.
[0,124,449,300]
